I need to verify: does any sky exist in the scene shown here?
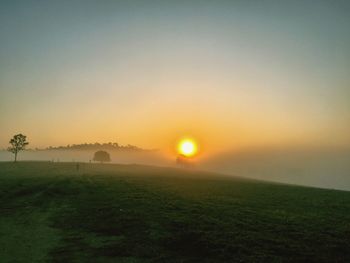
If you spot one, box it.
[1,0,349,154]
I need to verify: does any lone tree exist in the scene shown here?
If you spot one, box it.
[8,134,29,162]
[93,150,111,163]
[176,154,194,168]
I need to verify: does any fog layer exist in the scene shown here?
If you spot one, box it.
[1,147,349,191]
[200,148,350,191]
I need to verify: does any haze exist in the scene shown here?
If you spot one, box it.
[1,1,349,189]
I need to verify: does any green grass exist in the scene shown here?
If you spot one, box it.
[0,162,349,262]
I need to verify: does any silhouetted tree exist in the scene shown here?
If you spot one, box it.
[8,134,29,162]
[93,150,111,163]
[176,154,194,168]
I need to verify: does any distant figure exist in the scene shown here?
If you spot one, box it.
[7,134,29,162]
[93,150,111,163]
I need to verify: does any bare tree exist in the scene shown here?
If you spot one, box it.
[8,134,29,162]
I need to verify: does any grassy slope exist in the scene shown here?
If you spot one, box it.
[0,162,349,263]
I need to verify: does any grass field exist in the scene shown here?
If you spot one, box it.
[0,162,349,262]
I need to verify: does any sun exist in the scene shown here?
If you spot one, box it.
[178,139,198,157]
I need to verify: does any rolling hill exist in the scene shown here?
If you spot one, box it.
[0,162,349,262]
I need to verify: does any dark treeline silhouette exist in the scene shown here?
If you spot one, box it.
[34,142,153,152]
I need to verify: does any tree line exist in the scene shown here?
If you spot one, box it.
[41,142,149,151]
[7,134,121,163]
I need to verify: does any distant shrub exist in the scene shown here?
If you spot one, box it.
[93,150,111,163]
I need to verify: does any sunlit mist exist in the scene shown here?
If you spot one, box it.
[0,0,350,190]
[178,139,198,157]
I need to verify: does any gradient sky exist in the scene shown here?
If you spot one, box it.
[1,0,349,153]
